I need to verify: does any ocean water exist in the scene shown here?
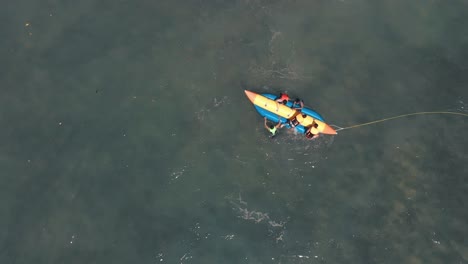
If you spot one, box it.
[1,0,468,263]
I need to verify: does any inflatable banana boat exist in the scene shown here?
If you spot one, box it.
[244,90,337,136]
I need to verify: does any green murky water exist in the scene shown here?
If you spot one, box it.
[2,0,468,263]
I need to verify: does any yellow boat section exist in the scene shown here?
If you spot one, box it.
[296,114,331,134]
[296,114,314,127]
[250,93,297,119]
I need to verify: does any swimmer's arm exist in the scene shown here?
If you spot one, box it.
[275,120,282,128]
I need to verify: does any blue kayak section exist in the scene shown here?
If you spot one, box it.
[255,93,326,134]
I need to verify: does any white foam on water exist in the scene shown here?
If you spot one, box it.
[227,192,288,245]
[456,98,467,113]
[169,165,188,182]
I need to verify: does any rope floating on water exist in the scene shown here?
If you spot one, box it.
[332,111,468,132]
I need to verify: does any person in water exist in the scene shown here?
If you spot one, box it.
[305,122,320,139]
[275,93,290,104]
[292,98,304,109]
[264,117,282,137]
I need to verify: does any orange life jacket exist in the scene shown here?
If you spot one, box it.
[279,93,290,101]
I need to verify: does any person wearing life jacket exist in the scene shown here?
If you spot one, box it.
[292,98,304,110]
[275,93,290,104]
[287,116,300,128]
[264,117,282,137]
[305,122,320,139]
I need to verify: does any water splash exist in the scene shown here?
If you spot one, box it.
[227,192,288,244]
